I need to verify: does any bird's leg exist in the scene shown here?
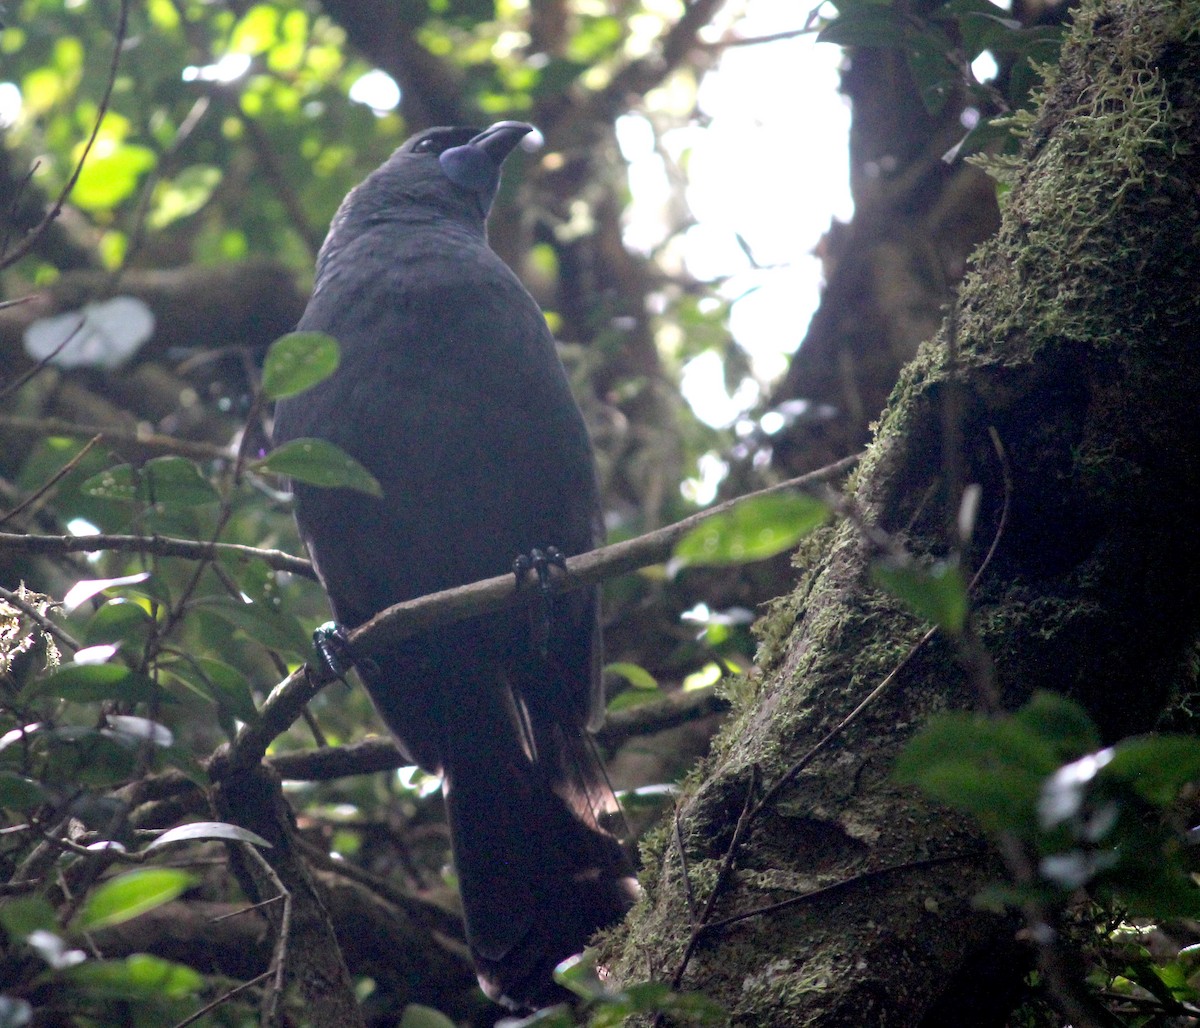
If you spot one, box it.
[512,546,567,658]
[311,620,358,681]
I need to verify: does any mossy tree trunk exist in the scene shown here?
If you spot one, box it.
[607,0,1200,1023]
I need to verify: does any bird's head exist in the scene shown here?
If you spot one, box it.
[330,121,535,240]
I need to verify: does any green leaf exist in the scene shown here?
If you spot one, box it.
[165,657,259,723]
[148,164,222,230]
[261,332,340,400]
[83,600,155,650]
[63,953,204,999]
[818,7,910,48]
[495,1005,574,1027]
[0,772,48,813]
[398,1004,458,1028]
[554,950,606,1000]
[79,456,219,507]
[606,660,665,711]
[104,714,173,748]
[26,662,162,704]
[1102,735,1200,806]
[1014,692,1101,761]
[71,144,157,211]
[872,557,967,635]
[63,571,150,613]
[196,596,309,658]
[674,493,829,567]
[895,714,1059,835]
[40,727,138,788]
[144,821,271,852]
[605,662,657,690]
[257,438,382,497]
[75,869,196,931]
[607,687,666,712]
[0,895,58,939]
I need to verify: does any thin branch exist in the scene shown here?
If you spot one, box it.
[702,27,814,49]
[0,416,235,462]
[238,112,323,259]
[172,970,273,1028]
[0,436,102,529]
[674,810,699,923]
[348,453,862,660]
[255,687,726,782]
[670,765,757,990]
[242,843,291,1026]
[656,426,1015,992]
[579,0,726,124]
[0,316,87,405]
[0,0,130,272]
[267,738,407,782]
[219,453,861,772]
[0,531,315,578]
[699,852,980,935]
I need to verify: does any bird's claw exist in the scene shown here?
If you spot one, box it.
[312,621,355,680]
[513,547,567,658]
[512,546,566,595]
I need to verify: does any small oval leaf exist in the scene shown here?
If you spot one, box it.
[872,557,968,635]
[262,332,341,400]
[26,663,162,704]
[0,772,48,813]
[79,457,218,507]
[399,1004,459,1028]
[674,493,829,568]
[258,438,382,497]
[76,869,196,931]
[605,662,658,690]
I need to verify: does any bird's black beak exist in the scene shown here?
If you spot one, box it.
[469,122,535,166]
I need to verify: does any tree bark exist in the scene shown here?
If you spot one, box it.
[607,0,1200,1022]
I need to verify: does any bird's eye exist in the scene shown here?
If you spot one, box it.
[414,137,440,153]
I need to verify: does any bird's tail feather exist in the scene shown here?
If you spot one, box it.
[440,671,636,1008]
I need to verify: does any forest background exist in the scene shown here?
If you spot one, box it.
[0,0,1198,1025]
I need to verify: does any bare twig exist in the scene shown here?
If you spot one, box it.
[0,531,315,578]
[0,436,102,529]
[242,843,292,1026]
[349,453,862,661]
[172,970,273,1028]
[700,852,980,935]
[0,316,87,405]
[661,764,758,1009]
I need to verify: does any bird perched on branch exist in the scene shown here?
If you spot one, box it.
[273,121,636,1008]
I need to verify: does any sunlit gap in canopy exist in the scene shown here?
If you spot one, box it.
[0,82,21,129]
[182,52,251,84]
[618,5,852,504]
[349,69,401,115]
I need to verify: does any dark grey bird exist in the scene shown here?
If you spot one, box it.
[273,121,636,1008]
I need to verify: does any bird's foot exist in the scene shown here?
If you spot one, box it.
[312,621,356,681]
[512,547,567,658]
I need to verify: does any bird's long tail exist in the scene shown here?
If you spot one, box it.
[440,670,637,1009]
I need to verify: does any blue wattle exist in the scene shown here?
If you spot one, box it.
[439,144,500,198]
